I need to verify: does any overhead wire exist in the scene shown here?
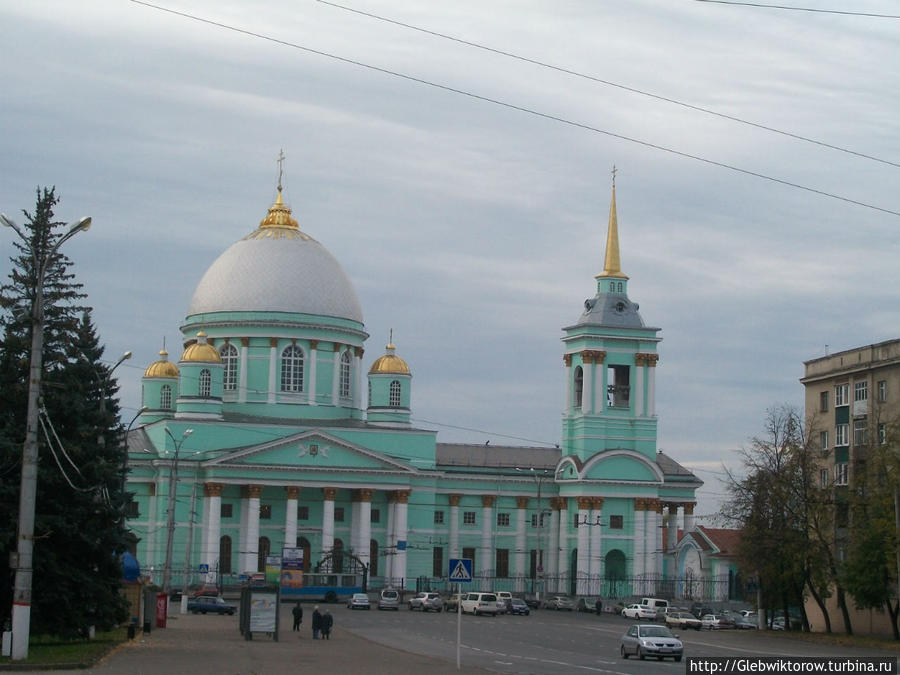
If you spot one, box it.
[129,0,900,218]
[317,0,900,169]
[694,0,900,18]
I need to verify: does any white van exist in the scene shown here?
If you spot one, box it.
[640,597,668,620]
[461,592,499,616]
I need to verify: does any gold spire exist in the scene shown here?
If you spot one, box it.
[245,150,315,241]
[596,166,628,280]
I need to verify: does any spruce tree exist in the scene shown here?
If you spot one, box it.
[0,187,128,637]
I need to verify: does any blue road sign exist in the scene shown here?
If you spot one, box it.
[198,564,209,573]
[448,558,473,582]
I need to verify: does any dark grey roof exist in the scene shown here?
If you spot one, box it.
[436,443,560,470]
[656,451,703,485]
[568,292,646,330]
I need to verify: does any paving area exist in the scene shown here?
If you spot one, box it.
[22,603,493,675]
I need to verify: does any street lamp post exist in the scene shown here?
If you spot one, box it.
[162,428,193,595]
[120,407,148,504]
[2,211,90,661]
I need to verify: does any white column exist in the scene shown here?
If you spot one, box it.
[384,499,395,583]
[357,490,373,571]
[583,354,594,414]
[633,499,645,589]
[589,498,603,594]
[267,340,277,404]
[480,496,494,590]
[284,487,299,552]
[238,339,248,403]
[655,502,664,579]
[647,356,658,416]
[683,501,696,533]
[352,348,363,410]
[331,349,340,404]
[514,497,527,591]
[667,504,679,551]
[576,497,590,595]
[635,358,646,417]
[204,483,223,578]
[556,499,569,594]
[449,496,460,559]
[245,485,262,573]
[548,499,560,589]
[394,492,409,589]
[308,341,318,406]
[351,499,361,554]
[565,355,573,411]
[239,492,249,573]
[321,488,336,557]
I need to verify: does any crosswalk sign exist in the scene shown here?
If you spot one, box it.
[448,558,473,582]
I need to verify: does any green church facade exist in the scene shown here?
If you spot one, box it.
[125,177,705,600]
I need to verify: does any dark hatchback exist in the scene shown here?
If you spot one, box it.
[188,596,236,615]
[507,598,531,615]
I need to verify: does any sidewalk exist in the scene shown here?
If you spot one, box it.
[23,608,493,675]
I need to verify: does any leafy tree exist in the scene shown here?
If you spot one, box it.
[0,187,129,637]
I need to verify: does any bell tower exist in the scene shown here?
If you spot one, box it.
[561,174,661,462]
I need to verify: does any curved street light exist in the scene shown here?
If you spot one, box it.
[516,466,551,601]
[1,212,90,661]
[162,428,194,594]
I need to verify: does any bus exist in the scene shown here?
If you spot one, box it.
[280,572,363,603]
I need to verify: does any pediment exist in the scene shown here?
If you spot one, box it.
[205,430,417,474]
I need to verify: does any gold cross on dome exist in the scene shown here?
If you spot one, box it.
[277,149,285,192]
[611,164,617,188]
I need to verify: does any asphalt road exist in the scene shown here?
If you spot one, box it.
[340,604,900,674]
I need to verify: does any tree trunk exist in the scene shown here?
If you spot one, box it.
[806,579,830,633]
[836,585,853,635]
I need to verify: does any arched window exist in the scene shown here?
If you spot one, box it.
[281,345,304,392]
[297,537,311,572]
[617,282,623,292]
[339,351,351,398]
[219,535,232,575]
[574,366,584,408]
[333,539,344,573]
[369,539,379,577]
[199,369,211,398]
[389,380,401,407]
[160,384,172,409]
[609,282,615,291]
[220,343,238,391]
[257,536,271,573]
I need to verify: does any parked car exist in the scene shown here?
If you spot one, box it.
[622,603,657,620]
[495,591,513,614]
[408,591,444,612]
[546,596,574,611]
[717,612,736,629]
[733,615,758,629]
[523,594,541,609]
[187,596,235,615]
[461,592,499,616]
[690,603,713,619]
[665,611,702,630]
[506,598,530,616]
[700,614,722,630]
[620,624,683,662]
[378,588,399,610]
[577,597,601,613]
[445,593,464,611]
[189,584,220,598]
[347,593,371,610]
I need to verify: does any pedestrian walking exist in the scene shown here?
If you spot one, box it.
[292,601,303,631]
[322,610,333,640]
[312,605,322,640]
[595,598,603,616]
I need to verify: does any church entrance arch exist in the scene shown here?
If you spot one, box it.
[605,549,626,597]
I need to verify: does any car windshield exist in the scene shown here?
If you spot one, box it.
[640,626,674,638]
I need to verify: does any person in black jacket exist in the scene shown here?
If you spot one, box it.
[311,605,322,639]
[292,602,303,631]
[321,610,333,640]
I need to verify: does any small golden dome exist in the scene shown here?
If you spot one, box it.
[181,332,222,363]
[369,343,410,375]
[144,350,180,378]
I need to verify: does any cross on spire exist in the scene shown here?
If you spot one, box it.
[277,149,285,193]
[611,164,617,189]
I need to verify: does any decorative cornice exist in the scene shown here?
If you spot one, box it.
[269,337,279,348]
[481,495,496,508]
[247,484,263,499]
[516,496,529,509]
[394,490,410,504]
[563,354,573,367]
[591,497,604,510]
[322,487,338,501]
[576,496,593,510]
[684,501,695,515]
[354,346,364,358]
[284,486,300,500]
[550,497,566,511]
[449,494,462,507]
[241,337,249,347]
[581,350,606,365]
[309,339,319,350]
[354,488,374,503]
[206,482,224,497]
[636,353,660,367]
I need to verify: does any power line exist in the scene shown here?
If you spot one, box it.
[129,0,900,218]
[317,0,900,169]
[694,0,900,18]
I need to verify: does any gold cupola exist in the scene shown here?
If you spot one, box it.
[369,343,410,375]
[243,187,312,241]
[180,332,222,363]
[144,349,180,378]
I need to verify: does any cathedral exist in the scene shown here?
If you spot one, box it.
[125,175,705,599]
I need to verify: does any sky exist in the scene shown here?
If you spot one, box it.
[2,0,898,522]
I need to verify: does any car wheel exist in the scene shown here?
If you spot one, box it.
[621,645,628,659]
[201,611,207,615]
[676,656,683,662]
[639,648,646,661]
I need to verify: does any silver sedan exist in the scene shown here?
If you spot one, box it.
[620,623,683,662]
